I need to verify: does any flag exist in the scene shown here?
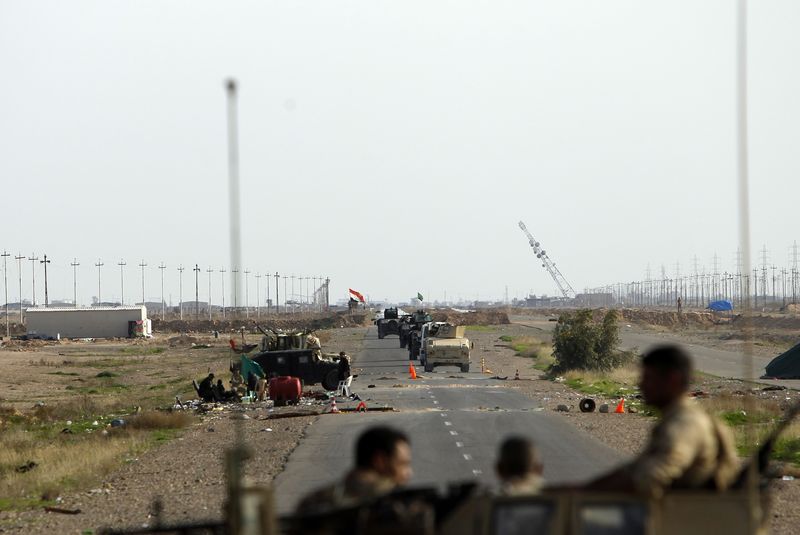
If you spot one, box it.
[417,292,424,302]
[349,288,366,303]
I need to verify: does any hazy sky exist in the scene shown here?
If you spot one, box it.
[1,1,799,305]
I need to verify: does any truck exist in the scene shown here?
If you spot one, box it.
[420,323,471,373]
[376,307,401,339]
[250,325,350,391]
[400,309,432,353]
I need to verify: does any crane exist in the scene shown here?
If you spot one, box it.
[518,220,576,299]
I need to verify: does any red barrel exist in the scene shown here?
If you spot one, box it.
[269,376,301,406]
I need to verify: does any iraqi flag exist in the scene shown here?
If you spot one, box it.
[349,288,366,303]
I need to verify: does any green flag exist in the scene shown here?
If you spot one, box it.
[417,292,424,302]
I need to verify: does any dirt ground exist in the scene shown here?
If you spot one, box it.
[0,326,364,533]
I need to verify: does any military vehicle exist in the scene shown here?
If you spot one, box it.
[250,325,350,391]
[401,309,433,355]
[376,307,401,339]
[420,323,471,373]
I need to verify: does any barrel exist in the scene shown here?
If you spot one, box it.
[269,376,302,406]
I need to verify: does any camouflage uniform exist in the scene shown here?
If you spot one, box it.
[295,469,396,514]
[306,334,322,361]
[626,397,738,497]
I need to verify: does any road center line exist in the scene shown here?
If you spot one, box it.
[463,454,472,461]
[455,442,463,448]
[444,421,452,426]
[449,430,458,436]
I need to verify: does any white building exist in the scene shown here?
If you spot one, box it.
[26,306,150,339]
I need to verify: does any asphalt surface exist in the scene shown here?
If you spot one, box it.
[273,327,624,513]
[511,315,800,389]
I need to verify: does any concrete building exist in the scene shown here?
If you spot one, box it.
[26,306,150,339]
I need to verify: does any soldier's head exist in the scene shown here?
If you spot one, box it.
[640,345,692,409]
[496,437,542,482]
[356,426,412,485]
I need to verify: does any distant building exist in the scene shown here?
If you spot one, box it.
[26,306,150,339]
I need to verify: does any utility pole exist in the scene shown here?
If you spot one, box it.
[207,267,213,320]
[139,260,147,306]
[193,264,200,318]
[244,269,251,319]
[225,79,243,316]
[326,277,330,311]
[275,272,280,314]
[232,268,239,314]
[177,265,185,320]
[118,259,127,305]
[16,254,25,321]
[265,270,270,315]
[255,273,261,318]
[29,255,38,306]
[219,267,226,319]
[2,251,10,338]
[158,263,167,319]
[40,255,51,307]
[291,274,296,313]
[283,275,288,314]
[95,259,104,304]
[70,258,79,307]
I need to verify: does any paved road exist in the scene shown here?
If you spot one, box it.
[511,315,800,389]
[273,327,624,513]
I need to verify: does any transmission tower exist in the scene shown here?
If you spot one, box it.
[517,221,576,299]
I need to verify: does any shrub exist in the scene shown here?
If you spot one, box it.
[551,309,630,373]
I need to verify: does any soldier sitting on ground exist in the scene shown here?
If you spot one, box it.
[495,437,544,496]
[579,345,738,497]
[296,426,412,514]
[197,373,216,402]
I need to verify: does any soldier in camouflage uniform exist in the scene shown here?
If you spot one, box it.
[584,345,738,498]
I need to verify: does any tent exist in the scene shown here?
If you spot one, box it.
[708,300,734,312]
[764,342,800,379]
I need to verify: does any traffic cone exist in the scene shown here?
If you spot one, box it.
[356,401,367,412]
[329,398,340,414]
[514,369,520,380]
[409,362,417,380]
[614,398,625,414]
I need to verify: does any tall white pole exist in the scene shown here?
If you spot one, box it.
[16,254,25,320]
[2,251,10,338]
[159,263,166,319]
[177,265,184,319]
[70,258,80,307]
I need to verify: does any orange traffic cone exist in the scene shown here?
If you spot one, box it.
[409,362,417,380]
[614,398,625,414]
[329,398,340,414]
[356,401,367,412]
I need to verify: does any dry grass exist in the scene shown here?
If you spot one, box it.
[127,410,193,430]
[562,365,639,388]
[0,405,194,509]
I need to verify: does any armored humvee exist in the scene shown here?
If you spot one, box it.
[250,325,350,391]
[376,307,401,339]
[401,309,432,355]
[420,323,471,373]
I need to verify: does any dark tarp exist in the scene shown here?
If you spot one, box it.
[764,342,800,379]
[708,300,734,312]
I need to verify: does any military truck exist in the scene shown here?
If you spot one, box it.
[400,309,432,354]
[250,325,350,391]
[376,307,401,339]
[420,323,471,373]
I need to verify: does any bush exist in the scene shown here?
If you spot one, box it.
[551,309,630,373]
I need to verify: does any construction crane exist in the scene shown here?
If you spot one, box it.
[518,220,577,299]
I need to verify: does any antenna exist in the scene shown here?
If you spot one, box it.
[517,220,576,299]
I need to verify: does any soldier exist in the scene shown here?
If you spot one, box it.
[197,373,215,402]
[296,426,412,514]
[306,334,322,361]
[495,437,544,496]
[582,345,737,497]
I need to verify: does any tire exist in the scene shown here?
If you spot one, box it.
[424,362,434,373]
[378,330,385,339]
[460,364,470,373]
[322,369,340,391]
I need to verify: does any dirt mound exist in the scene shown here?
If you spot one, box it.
[430,309,510,326]
[151,312,372,334]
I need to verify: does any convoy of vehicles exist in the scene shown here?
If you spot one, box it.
[376,307,401,339]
